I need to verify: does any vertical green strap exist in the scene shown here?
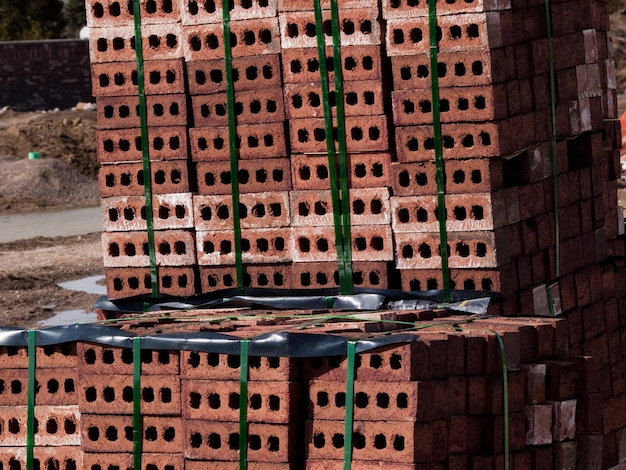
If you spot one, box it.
[343,340,357,469]
[222,4,245,292]
[493,332,509,470]
[239,340,250,469]
[428,0,451,302]
[26,330,36,470]
[133,337,143,470]
[132,0,159,297]
[544,0,560,278]
[313,0,353,294]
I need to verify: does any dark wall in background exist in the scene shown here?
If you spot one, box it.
[0,39,92,111]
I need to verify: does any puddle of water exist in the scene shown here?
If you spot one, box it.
[57,275,107,296]
[39,309,98,327]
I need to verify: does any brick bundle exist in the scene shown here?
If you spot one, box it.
[87,0,621,306]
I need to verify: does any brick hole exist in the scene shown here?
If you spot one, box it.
[87,426,99,441]
[145,426,158,441]
[64,378,75,394]
[315,164,329,180]
[204,0,216,12]
[162,275,173,288]
[452,169,465,184]
[229,433,240,450]
[220,240,232,254]
[351,127,363,141]
[472,60,483,75]
[142,387,155,402]
[479,131,491,145]
[393,434,405,451]
[464,279,476,290]
[474,95,486,110]
[466,23,479,38]
[471,205,484,220]
[254,169,266,183]
[371,433,387,449]
[247,393,261,410]
[300,272,311,286]
[85,386,97,402]
[177,274,188,288]
[376,392,389,408]
[316,238,329,252]
[442,135,454,148]
[316,272,328,285]
[287,23,299,38]
[103,139,115,153]
[189,391,201,409]
[371,236,384,251]
[476,242,487,257]
[145,0,156,13]
[62,417,77,436]
[166,34,177,48]
[267,435,280,452]
[370,271,380,285]
[148,35,160,49]
[389,353,402,370]
[439,99,450,113]
[313,126,325,141]
[393,29,404,44]
[462,134,474,147]
[190,432,202,448]
[248,135,259,148]
[208,432,221,449]
[397,170,409,187]
[317,391,329,407]
[109,1,121,16]
[105,426,118,441]
[314,432,326,448]
[255,238,269,252]
[227,354,240,369]
[203,240,215,253]
[163,426,176,442]
[246,434,261,450]
[264,134,274,147]
[93,2,104,17]
[369,127,380,140]
[274,237,285,251]
[8,379,20,395]
[108,242,120,257]
[456,242,470,257]
[370,199,383,214]
[158,241,171,255]
[46,418,58,434]
[206,34,219,49]
[332,433,344,448]
[83,348,97,364]
[417,242,431,258]
[103,385,116,402]
[401,244,413,258]
[353,199,365,215]
[450,25,462,39]
[330,355,345,368]
[259,29,272,44]
[481,278,493,290]
[454,206,466,220]
[355,391,369,408]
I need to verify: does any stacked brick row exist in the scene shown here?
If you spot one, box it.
[6,312,626,467]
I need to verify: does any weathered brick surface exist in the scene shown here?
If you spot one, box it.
[101,229,197,267]
[291,261,390,289]
[0,405,81,446]
[97,94,189,129]
[98,160,191,197]
[184,421,300,461]
[186,54,282,95]
[86,0,182,26]
[77,343,180,376]
[91,59,186,97]
[181,379,301,423]
[196,158,292,194]
[101,193,195,232]
[181,0,278,24]
[78,374,180,415]
[0,446,82,470]
[281,46,382,84]
[88,25,136,63]
[105,265,198,299]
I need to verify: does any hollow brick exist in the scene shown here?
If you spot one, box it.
[0,368,78,406]
[381,0,509,19]
[291,261,390,289]
[78,374,180,415]
[196,228,292,265]
[394,229,509,269]
[291,225,393,263]
[391,84,508,126]
[398,266,515,294]
[181,379,301,423]
[291,153,391,190]
[308,379,439,422]
[105,265,198,299]
[182,18,281,61]
[186,54,282,95]
[86,0,181,26]
[189,122,287,160]
[98,160,191,197]
[187,462,292,470]
[191,88,285,127]
[385,13,508,56]
[88,25,136,63]
[180,0,278,24]
[83,452,183,470]
[390,192,507,233]
[198,264,294,291]
[91,59,186,97]
[306,419,443,463]
[96,94,189,129]
[0,405,81,446]
[279,9,381,49]
[305,461,416,470]
[101,193,195,232]
[281,46,382,84]
[196,158,292,195]
[289,115,388,153]
[0,446,82,470]
[184,421,300,462]
[193,192,290,230]
[140,23,185,61]
[394,121,513,162]
[279,0,373,10]
[0,344,77,370]
[96,126,189,163]
[181,350,299,381]
[81,414,184,453]
[102,229,197,267]
[290,188,390,227]
[284,80,384,119]
[77,342,180,376]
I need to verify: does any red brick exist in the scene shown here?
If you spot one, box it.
[82,414,183,453]
[279,9,381,49]
[196,158,292,195]
[88,25,135,63]
[105,265,197,299]
[0,368,78,406]
[99,160,191,197]
[193,192,290,230]
[140,23,185,61]
[191,88,285,127]
[576,434,604,470]
[0,446,82,470]
[101,229,196,267]
[576,393,604,434]
[291,153,391,190]
[196,227,291,265]
[291,224,393,262]
[77,343,179,376]
[381,0,505,18]
[78,374,180,415]
[290,188,390,227]
[281,45,382,84]
[184,421,299,462]
[305,461,415,470]
[399,265,515,294]
[521,364,546,405]
[181,0,277,24]
[91,59,186,97]
[279,0,372,10]
[101,193,194,232]
[524,404,553,446]
[182,18,281,61]
[285,80,384,120]
[187,54,282,95]
[198,264,293,291]
[291,261,390,289]
[305,419,444,463]
[97,94,188,129]
[190,122,287,160]
[96,125,188,162]
[448,415,484,454]
[289,115,388,153]
[181,379,301,423]
[83,452,183,470]
[0,405,80,446]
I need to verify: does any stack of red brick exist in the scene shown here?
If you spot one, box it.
[87,0,622,307]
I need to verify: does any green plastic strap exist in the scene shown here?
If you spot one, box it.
[493,332,509,470]
[133,337,143,469]
[343,339,357,469]
[26,330,36,470]
[132,0,159,297]
[544,0,560,278]
[222,4,245,292]
[313,0,353,294]
[546,284,557,317]
[428,0,451,301]
[239,340,250,469]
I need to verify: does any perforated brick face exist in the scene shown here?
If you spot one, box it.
[190,123,287,160]
[96,94,189,129]
[196,158,292,194]
[399,266,514,294]
[0,368,78,406]
[98,161,191,197]
[0,446,82,470]
[91,59,186,97]
[191,88,285,126]
[105,265,198,298]
[96,126,188,163]
[198,264,294,290]
[102,193,195,231]
[83,452,183,470]
[180,0,278,24]
[291,261,389,289]
[0,405,81,446]
[77,343,180,375]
